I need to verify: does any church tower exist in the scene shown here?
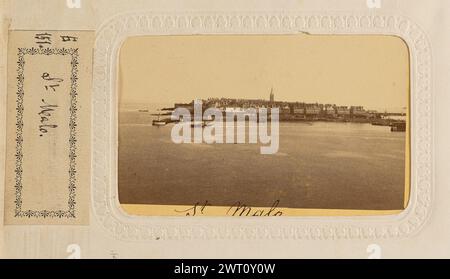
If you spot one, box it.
[270,88,274,102]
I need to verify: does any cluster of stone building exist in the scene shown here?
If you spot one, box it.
[174,96,380,121]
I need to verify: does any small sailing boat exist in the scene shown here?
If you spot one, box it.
[390,121,406,132]
[204,120,214,127]
[152,111,167,126]
[190,121,205,128]
[190,120,214,128]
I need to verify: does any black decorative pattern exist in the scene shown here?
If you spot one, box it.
[14,47,79,219]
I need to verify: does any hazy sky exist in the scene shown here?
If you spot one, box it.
[119,34,409,111]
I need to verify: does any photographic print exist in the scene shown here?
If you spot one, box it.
[118,35,410,216]
[1,0,446,260]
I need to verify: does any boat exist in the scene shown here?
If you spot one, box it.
[190,121,205,128]
[204,120,214,127]
[152,111,167,126]
[138,109,149,113]
[390,122,406,132]
[153,120,167,126]
[189,120,215,128]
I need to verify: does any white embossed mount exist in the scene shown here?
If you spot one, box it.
[92,12,432,241]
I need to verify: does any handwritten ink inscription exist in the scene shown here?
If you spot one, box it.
[175,200,284,217]
[34,33,52,47]
[6,30,92,224]
[38,99,58,137]
[34,33,79,48]
[34,32,75,138]
[41,72,64,92]
[38,72,64,137]
[60,35,78,42]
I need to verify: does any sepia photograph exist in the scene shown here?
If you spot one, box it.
[118,34,409,216]
[2,0,449,261]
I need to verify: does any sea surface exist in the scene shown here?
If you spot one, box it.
[118,109,406,210]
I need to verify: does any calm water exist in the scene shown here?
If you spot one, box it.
[118,110,406,210]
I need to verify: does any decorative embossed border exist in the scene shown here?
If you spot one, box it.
[92,12,432,240]
[15,47,79,218]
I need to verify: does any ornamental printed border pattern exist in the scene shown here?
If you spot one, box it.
[14,47,79,219]
[92,13,432,240]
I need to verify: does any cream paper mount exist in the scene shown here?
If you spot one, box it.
[92,12,432,241]
[4,30,93,225]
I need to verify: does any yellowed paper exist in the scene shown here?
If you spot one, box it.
[4,31,93,225]
[0,0,444,259]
